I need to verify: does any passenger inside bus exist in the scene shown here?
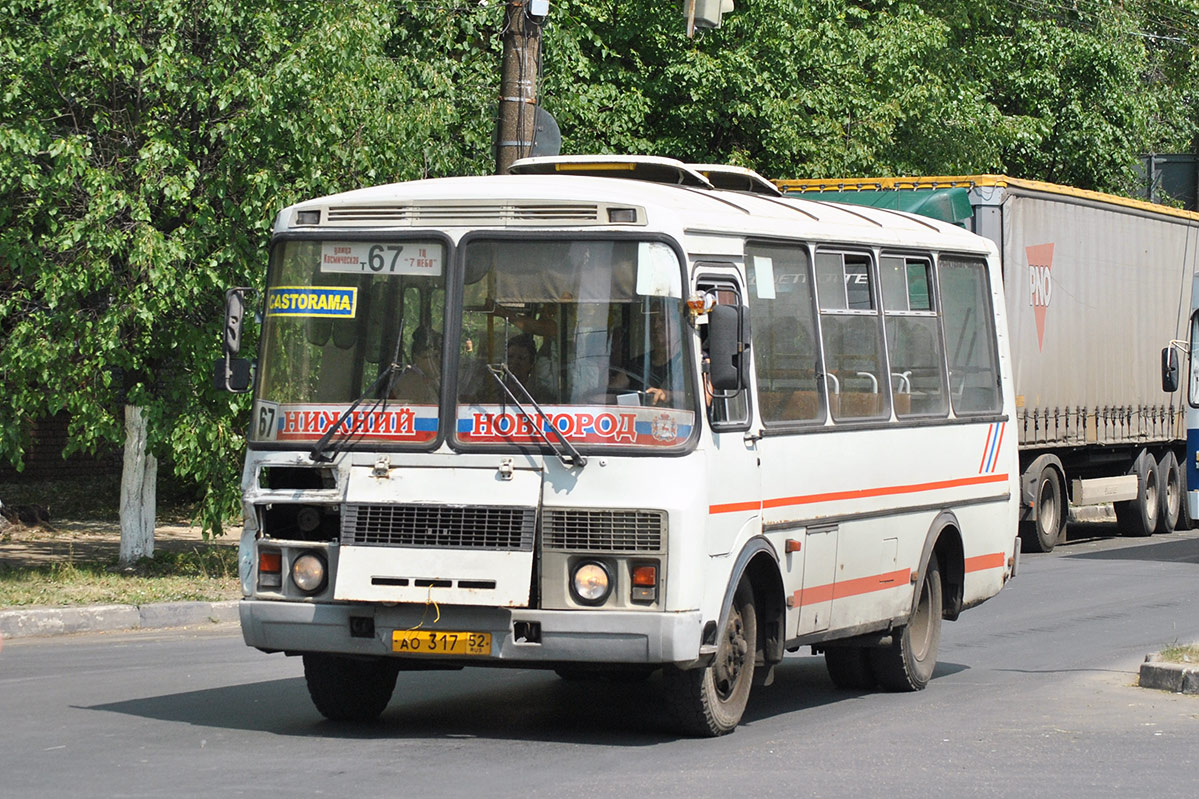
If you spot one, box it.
[390,327,442,404]
[472,333,555,405]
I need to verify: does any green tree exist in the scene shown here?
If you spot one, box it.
[0,0,494,558]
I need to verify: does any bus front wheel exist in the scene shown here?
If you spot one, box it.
[665,581,757,737]
[303,653,399,722]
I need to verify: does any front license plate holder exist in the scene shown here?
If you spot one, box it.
[392,629,492,656]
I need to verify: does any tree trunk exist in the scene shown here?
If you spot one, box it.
[119,404,157,566]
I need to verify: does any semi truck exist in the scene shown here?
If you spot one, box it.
[778,176,1199,552]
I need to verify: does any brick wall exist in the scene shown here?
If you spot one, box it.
[0,413,121,483]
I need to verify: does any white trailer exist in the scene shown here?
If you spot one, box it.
[779,176,1199,551]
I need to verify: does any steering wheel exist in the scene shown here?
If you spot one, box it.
[607,366,650,391]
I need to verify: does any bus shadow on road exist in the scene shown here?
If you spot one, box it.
[79,654,970,743]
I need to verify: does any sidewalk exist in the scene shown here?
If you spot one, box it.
[0,599,239,640]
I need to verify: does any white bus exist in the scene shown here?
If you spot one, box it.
[219,155,1020,736]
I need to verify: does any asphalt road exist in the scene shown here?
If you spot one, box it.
[1,524,1196,799]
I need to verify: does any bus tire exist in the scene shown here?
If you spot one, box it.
[824,646,877,690]
[869,556,942,692]
[303,654,399,722]
[1019,464,1064,553]
[1156,450,1181,534]
[664,581,756,737]
[1115,452,1158,537]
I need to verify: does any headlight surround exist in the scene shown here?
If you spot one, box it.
[570,560,612,605]
[291,551,327,594]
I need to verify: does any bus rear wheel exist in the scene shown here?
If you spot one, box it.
[870,556,942,691]
[303,654,399,722]
[665,581,756,737]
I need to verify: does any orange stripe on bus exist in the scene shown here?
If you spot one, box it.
[791,568,911,608]
[708,499,763,514]
[710,472,1009,515]
[964,552,1006,572]
[787,555,1003,611]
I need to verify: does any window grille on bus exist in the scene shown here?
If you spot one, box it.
[542,509,666,553]
[323,203,601,225]
[341,504,536,551]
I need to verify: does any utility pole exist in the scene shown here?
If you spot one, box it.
[495,0,544,175]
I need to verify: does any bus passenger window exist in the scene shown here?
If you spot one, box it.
[939,256,1002,415]
[744,243,823,424]
[882,255,948,418]
[816,252,888,421]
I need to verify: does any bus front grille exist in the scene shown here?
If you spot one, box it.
[542,509,666,553]
[341,504,536,551]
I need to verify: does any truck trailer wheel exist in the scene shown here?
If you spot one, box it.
[1179,457,1195,531]
[1020,465,1065,553]
[1156,451,1181,534]
[303,654,400,722]
[1114,452,1159,538]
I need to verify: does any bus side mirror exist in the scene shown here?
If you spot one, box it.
[215,288,255,393]
[709,304,749,392]
[1162,346,1179,393]
[224,289,247,354]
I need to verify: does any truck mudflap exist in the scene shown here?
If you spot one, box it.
[240,600,705,665]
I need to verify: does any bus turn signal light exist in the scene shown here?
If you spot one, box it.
[258,550,283,590]
[631,564,658,602]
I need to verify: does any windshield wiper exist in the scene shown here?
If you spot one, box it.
[309,360,403,463]
[486,365,586,469]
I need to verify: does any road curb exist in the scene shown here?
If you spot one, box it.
[0,600,239,640]
[1138,656,1199,694]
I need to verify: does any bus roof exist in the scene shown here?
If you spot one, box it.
[279,168,994,255]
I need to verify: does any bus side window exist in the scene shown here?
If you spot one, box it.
[881,255,949,417]
[816,251,889,421]
[939,256,1002,415]
[744,243,823,425]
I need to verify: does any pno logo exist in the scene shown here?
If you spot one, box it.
[1026,243,1055,351]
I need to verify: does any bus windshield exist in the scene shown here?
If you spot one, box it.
[455,238,697,452]
[252,237,447,446]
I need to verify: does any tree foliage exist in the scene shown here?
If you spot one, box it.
[0,0,498,534]
[2,0,1197,533]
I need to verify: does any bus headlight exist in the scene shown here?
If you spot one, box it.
[291,552,327,594]
[571,561,612,605]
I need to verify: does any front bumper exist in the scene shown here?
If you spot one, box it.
[240,599,704,665]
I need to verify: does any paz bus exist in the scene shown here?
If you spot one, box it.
[217,155,1020,736]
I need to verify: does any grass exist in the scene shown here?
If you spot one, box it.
[1,473,241,608]
[1159,644,1199,664]
[0,546,241,608]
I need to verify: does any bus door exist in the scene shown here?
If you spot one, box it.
[743,242,843,636]
[698,273,760,558]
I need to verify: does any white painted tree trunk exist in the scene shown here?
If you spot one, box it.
[119,405,157,566]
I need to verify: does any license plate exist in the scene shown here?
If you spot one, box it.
[392,630,491,656]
